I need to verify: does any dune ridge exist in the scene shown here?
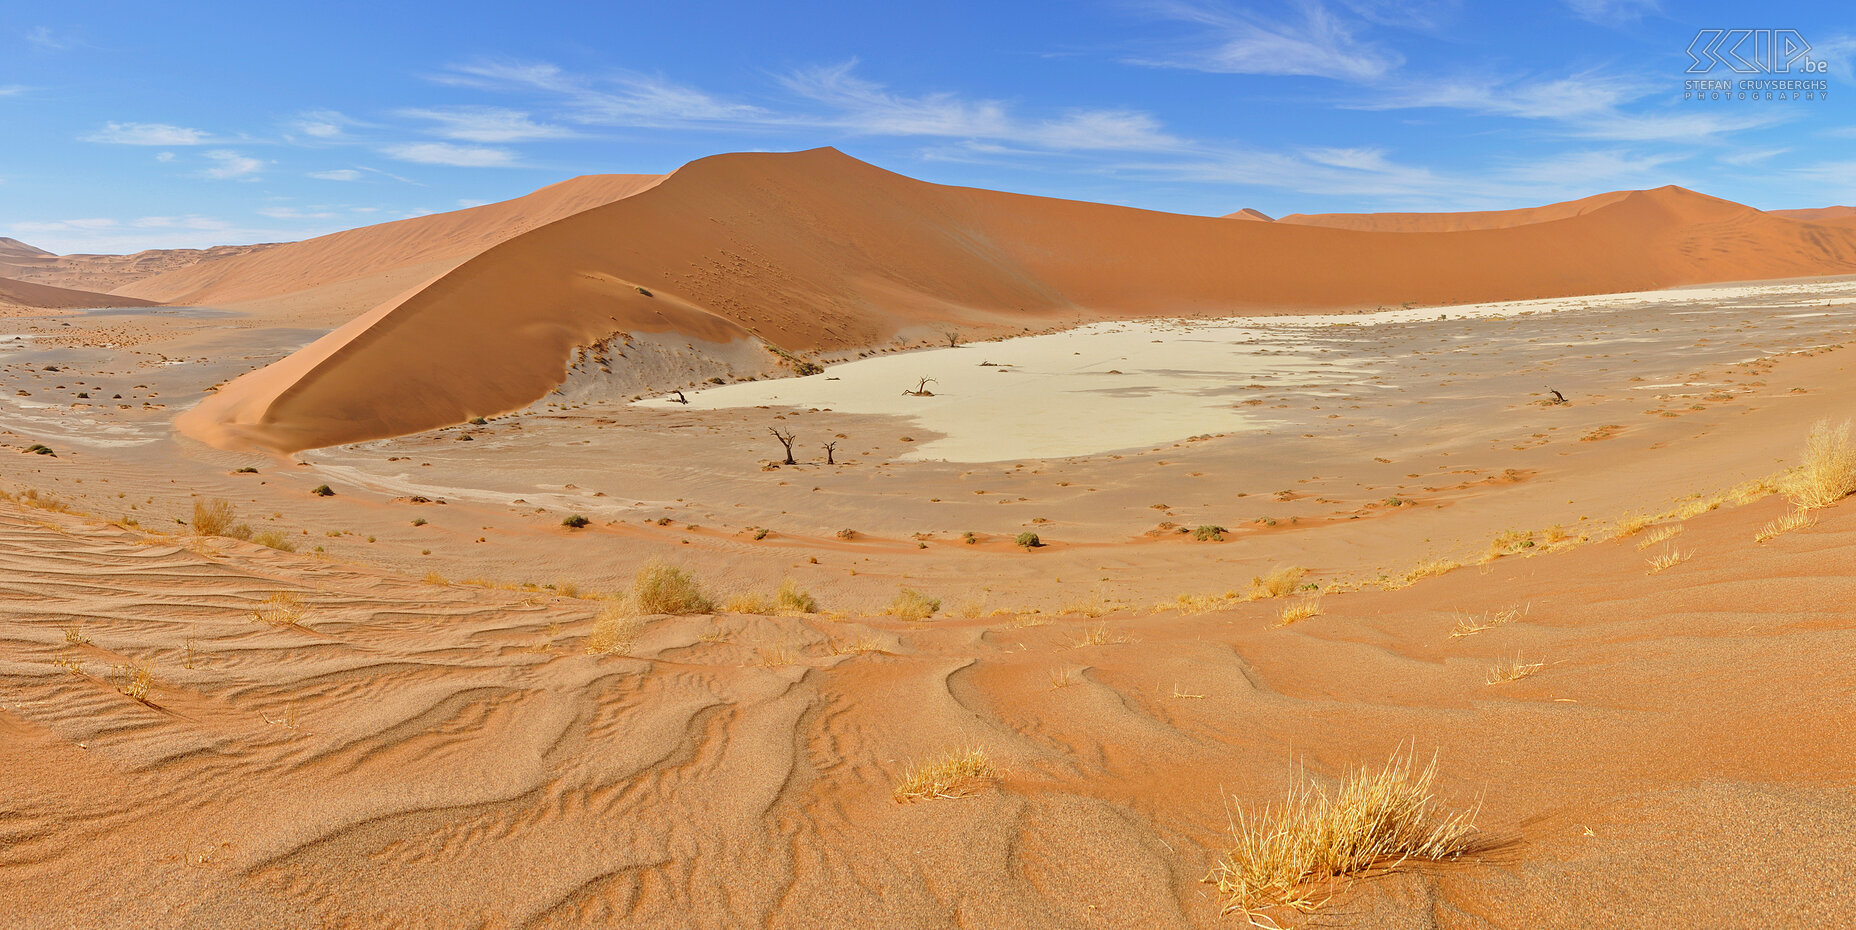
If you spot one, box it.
[181,148,1856,453]
[0,240,277,296]
[114,173,666,309]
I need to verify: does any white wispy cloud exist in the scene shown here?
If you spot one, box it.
[289,109,369,140]
[1561,0,1659,26]
[398,106,576,142]
[309,168,363,181]
[203,150,264,179]
[1134,0,1403,82]
[1719,148,1788,166]
[0,85,24,97]
[436,61,770,127]
[85,121,214,145]
[381,142,518,167]
[25,26,67,51]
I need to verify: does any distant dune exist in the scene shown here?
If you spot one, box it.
[1222,208,1275,222]
[180,147,1856,453]
[1770,205,1856,223]
[0,274,157,312]
[1276,190,1639,232]
[0,238,276,295]
[114,173,665,309]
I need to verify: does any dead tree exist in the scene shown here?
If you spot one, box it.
[1548,389,1566,404]
[671,389,689,404]
[822,441,837,465]
[769,427,797,465]
[944,331,960,348]
[903,377,937,397]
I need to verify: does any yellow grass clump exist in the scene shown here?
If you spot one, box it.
[585,605,643,655]
[1246,566,1306,600]
[883,588,940,621]
[632,560,715,615]
[1784,420,1856,510]
[1484,655,1544,684]
[1635,525,1683,549]
[1645,547,1691,574]
[1755,509,1817,543]
[754,644,798,667]
[251,592,305,626]
[892,747,998,802]
[776,578,818,613]
[1390,558,1460,589]
[1277,598,1324,626]
[191,499,247,537]
[1449,605,1524,638]
[1207,750,1481,919]
[115,661,155,704]
[828,636,883,656]
[723,592,775,614]
[1049,667,1080,689]
[1612,512,1654,539]
[1070,622,1129,647]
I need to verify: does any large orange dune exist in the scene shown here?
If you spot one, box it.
[1275,189,1637,232]
[113,173,665,308]
[180,147,1856,454]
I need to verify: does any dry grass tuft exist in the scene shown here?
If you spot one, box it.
[883,588,940,621]
[1484,656,1544,684]
[1755,509,1818,543]
[1070,622,1129,647]
[422,571,448,586]
[1612,512,1654,539]
[585,605,643,655]
[251,592,305,626]
[1049,667,1080,689]
[63,623,90,645]
[1784,420,1856,509]
[1061,592,1116,618]
[1635,525,1683,549]
[1246,566,1307,600]
[828,636,883,656]
[1389,558,1460,589]
[754,644,799,667]
[1276,598,1323,626]
[1645,547,1691,574]
[1207,750,1480,919]
[114,661,155,704]
[191,499,250,539]
[723,592,775,615]
[892,747,998,802]
[1449,605,1524,639]
[633,560,715,615]
[776,578,819,613]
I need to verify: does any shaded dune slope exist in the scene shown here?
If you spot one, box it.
[0,274,158,311]
[1276,190,1637,231]
[182,148,1856,453]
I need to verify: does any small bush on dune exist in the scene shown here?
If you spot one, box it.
[632,560,714,615]
[562,514,590,529]
[254,530,295,552]
[1015,531,1042,549]
[1208,749,1481,919]
[884,588,940,621]
[1193,524,1228,541]
[1786,419,1856,510]
[585,605,643,655]
[776,578,818,613]
[892,747,997,802]
[192,499,239,537]
[311,484,335,497]
[1246,566,1306,600]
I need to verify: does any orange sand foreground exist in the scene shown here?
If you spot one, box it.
[5,151,1856,928]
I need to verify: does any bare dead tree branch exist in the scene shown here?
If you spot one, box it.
[769,427,797,465]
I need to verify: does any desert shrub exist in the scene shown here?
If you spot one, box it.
[775,578,817,613]
[1015,531,1042,549]
[1245,566,1306,600]
[1208,750,1480,918]
[892,747,997,802]
[311,484,334,497]
[254,530,295,552]
[1193,524,1227,541]
[562,514,590,529]
[1786,420,1856,509]
[24,443,53,455]
[191,499,238,536]
[884,588,940,621]
[585,605,644,655]
[632,560,715,615]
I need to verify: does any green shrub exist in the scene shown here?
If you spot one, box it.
[1015,532,1042,549]
[632,560,715,615]
[562,514,590,529]
[311,484,334,497]
[1193,524,1227,541]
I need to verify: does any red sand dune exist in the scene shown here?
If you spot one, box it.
[0,238,276,295]
[114,173,665,307]
[1770,205,1856,223]
[0,274,157,311]
[1221,207,1275,221]
[182,147,1856,454]
[1277,190,1637,232]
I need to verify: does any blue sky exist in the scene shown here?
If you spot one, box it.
[3,0,1852,253]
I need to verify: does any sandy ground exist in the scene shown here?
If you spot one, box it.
[6,269,1856,925]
